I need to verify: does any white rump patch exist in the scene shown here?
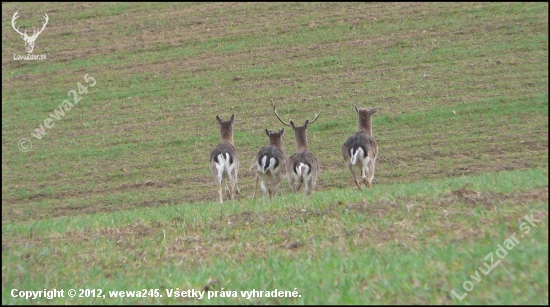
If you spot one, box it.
[215,153,235,181]
[295,162,310,177]
[350,147,365,165]
[258,155,278,174]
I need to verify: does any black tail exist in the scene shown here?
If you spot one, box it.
[211,149,234,164]
[258,155,279,173]
[349,145,367,158]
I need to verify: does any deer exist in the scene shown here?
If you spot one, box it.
[271,100,320,196]
[11,11,49,54]
[209,114,240,204]
[342,106,379,190]
[250,128,287,199]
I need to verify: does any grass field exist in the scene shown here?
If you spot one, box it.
[2,2,548,305]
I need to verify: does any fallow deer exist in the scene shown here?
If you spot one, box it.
[271,100,320,196]
[250,128,287,199]
[342,106,379,190]
[209,114,239,204]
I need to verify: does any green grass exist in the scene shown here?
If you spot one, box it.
[2,2,548,305]
[2,168,548,304]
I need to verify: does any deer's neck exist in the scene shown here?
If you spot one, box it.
[358,116,373,137]
[270,139,283,148]
[294,131,309,152]
[220,130,234,145]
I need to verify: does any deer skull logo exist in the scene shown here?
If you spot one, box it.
[11,11,49,54]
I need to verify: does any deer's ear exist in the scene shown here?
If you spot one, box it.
[354,106,359,114]
[265,129,270,136]
[230,114,235,122]
[289,120,295,128]
[370,107,380,114]
[304,119,310,127]
[216,115,222,123]
[280,128,285,136]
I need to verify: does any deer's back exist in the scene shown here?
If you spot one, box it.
[256,145,286,166]
[210,141,238,164]
[287,151,318,173]
[343,131,377,156]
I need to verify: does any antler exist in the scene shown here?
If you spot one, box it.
[11,11,25,36]
[307,111,321,125]
[270,99,292,127]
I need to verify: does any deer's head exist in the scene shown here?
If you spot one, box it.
[354,106,379,136]
[271,100,320,152]
[216,114,235,144]
[12,11,49,54]
[265,128,285,148]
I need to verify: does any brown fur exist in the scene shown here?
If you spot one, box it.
[271,100,321,196]
[209,114,240,204]
[251,128,287,199]
[342,106,379,190]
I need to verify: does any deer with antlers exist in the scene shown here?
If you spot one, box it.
[210,114,240,204]
[342,106,379,190]
[250,128,287,199]
[11,11,49,54]
[271,100,321,196]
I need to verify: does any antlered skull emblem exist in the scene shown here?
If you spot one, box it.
[12,11,49,54]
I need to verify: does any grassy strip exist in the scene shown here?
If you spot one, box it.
[3,167,547,237]
[2,168,548,304]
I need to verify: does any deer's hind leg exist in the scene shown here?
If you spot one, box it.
[217,179,224,204]
[347,161,362,191]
